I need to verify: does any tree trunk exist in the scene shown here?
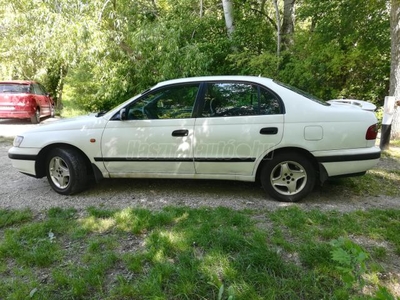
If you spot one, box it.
[281,0,296,51]
[56,64,68,110]
[273,0,281,59]
[222,0,235,37]
[390,0,400,139]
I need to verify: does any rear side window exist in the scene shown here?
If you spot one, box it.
[33,83,46,96]
[201,82,282,117]
[0,84,30,93]
[274,80,329,106]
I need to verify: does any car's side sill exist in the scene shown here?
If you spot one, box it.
[94,157,256,163]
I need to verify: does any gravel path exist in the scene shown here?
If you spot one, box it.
[1,120,400,212]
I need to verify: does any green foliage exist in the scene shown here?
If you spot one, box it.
[284,0,390,103]
[0,209,32,228]
[330,237,369,290]
[374,286,398,300]
[328,169,400,198]
[0,0,391,111]
[216,284,235,300]
[0,207,399,298]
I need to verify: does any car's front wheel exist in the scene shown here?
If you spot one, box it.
[46,148,88,195]
[260,152,316,202]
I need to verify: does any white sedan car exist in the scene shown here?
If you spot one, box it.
[8,76,381,202]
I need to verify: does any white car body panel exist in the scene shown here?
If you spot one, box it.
[8,147,39,175]
[193,114,284,175]
[8,75,380,200]
[101,118,195,175]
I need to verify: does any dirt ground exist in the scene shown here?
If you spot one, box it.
[1,118,399,212]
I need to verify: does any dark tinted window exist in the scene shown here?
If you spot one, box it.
[0,83,30,93]
[126,84,200,120]
[274,80,329,106]
[201,82,282,117]
[259,87,282,114]
[33,83,46,96]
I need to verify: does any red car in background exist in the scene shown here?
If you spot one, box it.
[0,80,54,124]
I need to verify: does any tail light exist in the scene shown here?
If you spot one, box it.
[365,124,378,140]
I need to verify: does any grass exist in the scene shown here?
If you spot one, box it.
[390,139,400,148]
[326,169,400,197]
[0,206,399,299]
[1,136,400,299]
[322,142,400,198]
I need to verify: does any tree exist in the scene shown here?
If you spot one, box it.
[272,0,281,58]
[222,0,235,37]
[281,0,296,51]
[0,0,87,107]
[0,0,392,114]
[279,0,390,101]
[390,0,400,139]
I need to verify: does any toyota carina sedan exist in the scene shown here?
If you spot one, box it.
[8,76,381,202]
[0,80,54,123]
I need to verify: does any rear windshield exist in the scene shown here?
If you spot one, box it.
[274,80,330,106]
[0,84,30,93]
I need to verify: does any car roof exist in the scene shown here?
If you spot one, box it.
[0,80,35,85]
[153,75,274,88]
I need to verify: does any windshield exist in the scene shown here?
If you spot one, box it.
[274,80,330,106]
[0,83,30,93]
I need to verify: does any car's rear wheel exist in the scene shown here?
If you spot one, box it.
[50,105,55,118]
[31,108,40,124]
[260,152,316,202]
[46,148,88,195]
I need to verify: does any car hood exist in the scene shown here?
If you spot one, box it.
[19,114,107,135]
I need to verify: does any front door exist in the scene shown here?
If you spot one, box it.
[101,83,200,176]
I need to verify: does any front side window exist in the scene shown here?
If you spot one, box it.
[126,84,200,120]
[201,82,282,117]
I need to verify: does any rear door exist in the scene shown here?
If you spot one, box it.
[193,81,285,176]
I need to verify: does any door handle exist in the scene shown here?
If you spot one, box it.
[172,129,189,137]
[260,127,278,135]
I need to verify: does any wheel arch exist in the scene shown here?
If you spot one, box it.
[255,146,327,184]
[35,143,94,179]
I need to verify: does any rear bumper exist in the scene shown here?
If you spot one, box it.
[313,146,381,177]
[0,109,34,119]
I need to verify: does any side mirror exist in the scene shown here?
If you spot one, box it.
[120,108,127,120]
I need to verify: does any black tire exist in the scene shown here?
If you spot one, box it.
[260,152,316,202]
[31,108,40,124]
[46,147,88,195]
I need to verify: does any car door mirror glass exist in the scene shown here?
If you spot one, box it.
[119,108,126,120]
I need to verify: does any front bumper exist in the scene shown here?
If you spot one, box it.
[8,146,40,176]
